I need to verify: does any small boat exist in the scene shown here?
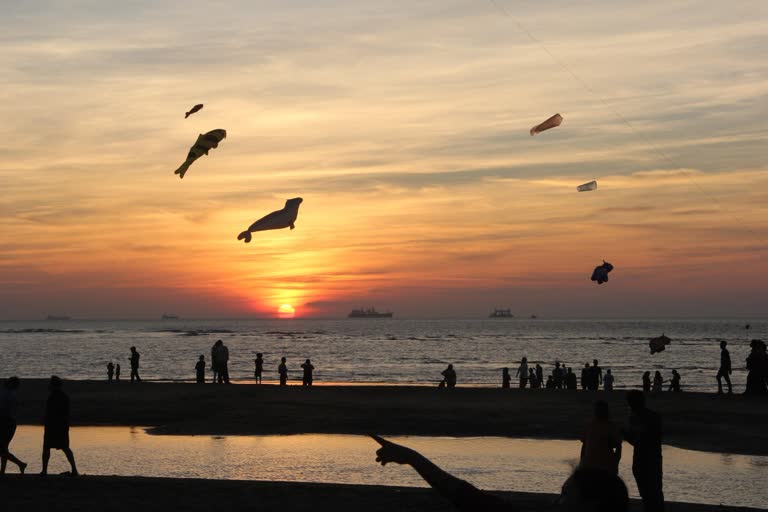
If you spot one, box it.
[161,314,180,320]
[488,308,513,318]
[46,315,71,321]
[348,307,393,318]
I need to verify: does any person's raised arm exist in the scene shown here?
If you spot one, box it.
[370,435,511,512]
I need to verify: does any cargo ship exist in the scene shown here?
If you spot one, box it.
[161,314,179,320]
[488,308,513,318]
[348,307,393,318]
[46,315,71,321]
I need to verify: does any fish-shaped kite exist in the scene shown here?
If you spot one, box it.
[237,198,304,243]
[649,334,671,354]
[174,129,227,179]
[577,180,597,192]
[530,113,563,136]
[185,104,204,118]
[590,260,614,285]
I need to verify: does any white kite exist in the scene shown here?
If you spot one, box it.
[530,113,563,136]
[237,198,304,243]
[577,180,597,192]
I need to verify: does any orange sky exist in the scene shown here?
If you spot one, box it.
[1,1,767,319]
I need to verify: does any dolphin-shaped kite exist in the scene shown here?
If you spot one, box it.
[237,198,304,243]
[590,260,614,284]
[185,104,204,118]
[174,129,226,179]
[649,334,671,355]
[530,113,563,136]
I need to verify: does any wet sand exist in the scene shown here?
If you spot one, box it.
[14,380,768,456]
[3,476,764,512]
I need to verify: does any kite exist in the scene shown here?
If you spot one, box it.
[530,113,563,136]
[237,197,304,243]
[649,334,671,354]
[174,129,227,179]
[590,260,614,284]
[185,104,204,118]
[577,180,597,192]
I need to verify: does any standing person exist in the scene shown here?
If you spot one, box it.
[516,357,528,389]
[0,377,27,474]
[642,371,651,392]
[210,341,220,384]
[745,339,768,395]
[441,364,457,388]
[581,363,590,390]
[528,368,540,389]
[580,400,622,474]
[115,363,121,382]
[623,391,664,512]
[566,368,578,390]
[301,359,315,387]
[535,364,543,388]
[553,362,564,389]
[652,372,663,393]
[254,353,264,384]
[129,346,141,383]
[217,340,230,384]
[604,369,615,391]
[106,362,114,382]
[195,355,206,384]
[41,376,78,477]
[668,370,681,392]
[278,357,288,386]
[593,360,603,390]
[716,340,732,394]
[501,368,511,389]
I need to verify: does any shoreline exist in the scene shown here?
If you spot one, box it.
[12,380,768,457]
[3,476,765,512]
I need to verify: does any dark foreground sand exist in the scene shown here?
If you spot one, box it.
[14,380,768,456]
[3,476,764,512]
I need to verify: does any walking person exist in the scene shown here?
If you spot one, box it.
[41,376,78,476]
[115,363,121,382]
[516,357,529,389]
[254,353,264,384]
[195,355,206,384]
[278,357,288,386]
[668,370,681,392]
[501,368,511,389]
[301,359,315,387]
[623,391,665,512]
[129,346,141,383]
[716,340,732,394]
[0,377,27,474]
[441,364,457,388]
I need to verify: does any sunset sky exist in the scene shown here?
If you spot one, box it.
[1,0,766,319]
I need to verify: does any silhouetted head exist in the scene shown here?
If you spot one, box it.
[567,368,573,374]
[447,364,453,370]
[130,346,136,352]
[750,339,766,351]
[49,375,63,391]
[720,340,727,349]
[594,400,611,421]
[559,468,629,511]
[285,197,303,209]
[672,369,679,376]
[4,376,20,390]
[555,362,561,368]
[593,359,598,366]
[281,357,286,363]
[642,371,650,378]
[199,355,204,361]
[522,357,527,363]
[503,367,509,374]
[654,371,662,379]
[257,353,263,358]
[606,369,612,375]
[585,363,589,368]
[305,359,311,364]
[626,390,645,411]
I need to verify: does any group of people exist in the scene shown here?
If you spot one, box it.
[640,370,681,393]
[0,376,78,477]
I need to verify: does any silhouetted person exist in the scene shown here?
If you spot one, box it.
[210,341,219,384]
[41,376,78,476]
[115,363,121,382]
[535,364,543,387]
[623,391,664,512]
[441,364,457,388]
[652,371,663,393]
[516,358,528,389]
[642,371,651,392]
[580,400,621,474]
[716,340,732,394]
[545,375,555,389]
[301,359,315,386]
[593,360,603,390]
[278,357,288,386]
[195,355,206,384]
[254,353,264,384]
[501,368,510,389]
[581,363,589,390]
[553,362,564,389]
[218,340,230,384]
[528,368,540,389]
[566,368,577,390]
[604,369,614,391]
[668,370,681,392]
[106,362,114,382]
[129,346,141,382]
[0,377,27,474]
[745,339,768,395]
[371,434,629,512]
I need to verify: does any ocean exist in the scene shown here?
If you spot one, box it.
[0,318,763,392]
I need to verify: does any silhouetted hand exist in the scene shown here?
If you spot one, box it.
[370,434,417,466]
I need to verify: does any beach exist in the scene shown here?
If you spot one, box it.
[13,380,768,456]
[3,476,764,512]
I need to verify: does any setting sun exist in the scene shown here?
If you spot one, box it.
[278,304,296,318]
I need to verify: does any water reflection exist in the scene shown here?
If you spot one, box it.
[8,427,767,508]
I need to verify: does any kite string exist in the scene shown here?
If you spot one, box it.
[487,0,761,240]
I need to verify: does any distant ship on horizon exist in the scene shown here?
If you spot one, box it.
[161,314,180,320]
[488,308,513,318]
[348,307,393,318]
[46,315,71,321]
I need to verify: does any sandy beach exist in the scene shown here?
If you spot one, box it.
[3,476,764,512]
[13,380,768,456]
